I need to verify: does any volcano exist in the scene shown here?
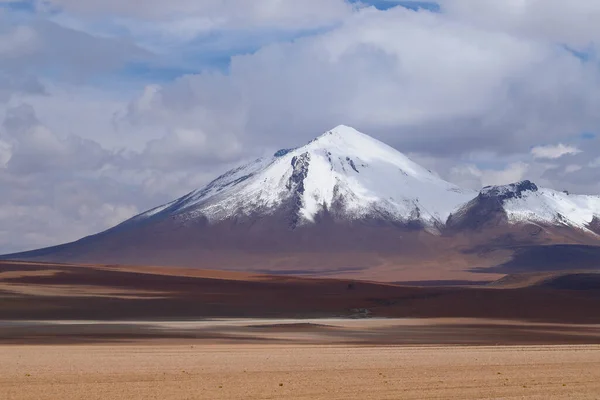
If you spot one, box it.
[4,125,600,282]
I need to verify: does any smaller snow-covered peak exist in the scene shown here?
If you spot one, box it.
[495,186,600,232]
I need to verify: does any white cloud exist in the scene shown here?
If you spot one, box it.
[43,0,354,26]
[139,128,244,169]
[0,170,148,253]
[120,6,600,158]
[531,143,582,159]
[0,25,39,58]
[439,0,600,50]
[0,139,11,167]
[589,158,600,168]
[78,203,139,228]
[42,0,357,46]
[2,104,112,174]
[0,18,150,83]
[449,161,530,188]
[565,164,583,173]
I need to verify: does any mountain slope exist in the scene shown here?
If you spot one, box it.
[4,125,600,282]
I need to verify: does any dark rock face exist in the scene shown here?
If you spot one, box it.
[346,157,359,173]
[287,152,311,194]
[286,152,311,228]
[589,216,600,235]
[480,180,539,202]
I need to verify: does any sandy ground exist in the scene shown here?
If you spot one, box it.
[1,344,600,399]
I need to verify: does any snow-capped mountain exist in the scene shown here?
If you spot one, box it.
[132,125,475,230]
[4,125,600,281]
[489,184,600,231]
[448,180,600,234]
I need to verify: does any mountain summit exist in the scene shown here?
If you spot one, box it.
[4,125,600,282]
[133,125,474,230]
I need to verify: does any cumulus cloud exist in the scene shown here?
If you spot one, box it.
[120,6,600,159]
[0,171,142,253]
[439,0,600,50]
[448,161,530,189]
[565,164,583,174]
[0,139,10,167]
[139,128,244,169]
[0,25,39,58]
[0,102,146,252]
[42,0,355,28]
[531,143,582,159]
[0,24,47,101]
[0,16,150,86]
[0,74,46,102]
[1,104,112,174]
[480,162,530,187]
[589,158,600,168]
[39,0,358,51]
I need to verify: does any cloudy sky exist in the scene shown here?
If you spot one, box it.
[1,0,600,253]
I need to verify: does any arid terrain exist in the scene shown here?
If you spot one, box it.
[3,260,600,399]
[2,343,600,399]
[2,260,600,323]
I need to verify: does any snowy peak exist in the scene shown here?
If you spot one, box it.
[303,125,440,181]
[309,124,372,145]
[500,187,600,230]
[472,180,600,233]
[137,125,475,229]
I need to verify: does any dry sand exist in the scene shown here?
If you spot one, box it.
[1,344,600,399]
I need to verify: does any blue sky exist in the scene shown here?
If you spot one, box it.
[359,0,440,11]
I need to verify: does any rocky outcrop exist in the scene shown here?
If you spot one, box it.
[480,180,538,201]
[287,152,311,228]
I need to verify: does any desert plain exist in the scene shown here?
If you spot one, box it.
[3,343,600,399]
[2,260,600,399]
